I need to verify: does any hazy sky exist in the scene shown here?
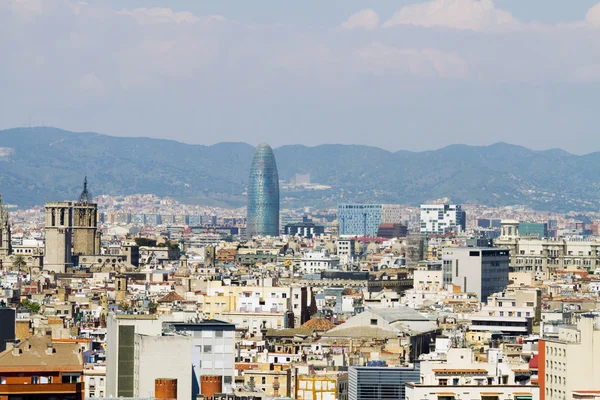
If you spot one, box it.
[2,0,600,154]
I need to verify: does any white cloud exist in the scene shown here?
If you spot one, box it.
[353,42,470,80]
[585,3,600,27]
[117,7,201,25]
[383,0,519,33]
[340,9,379,30]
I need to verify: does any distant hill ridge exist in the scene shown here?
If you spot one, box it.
[0,127,599,211]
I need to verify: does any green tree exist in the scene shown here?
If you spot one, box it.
[135,237,157,247]
[12,255,27,272]
[20,299,41,314]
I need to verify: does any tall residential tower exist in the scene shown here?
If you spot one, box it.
[247,144,280,238]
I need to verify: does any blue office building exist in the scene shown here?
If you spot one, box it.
[338,204,382,237]
[247,144,280,237]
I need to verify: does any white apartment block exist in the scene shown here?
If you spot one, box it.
[541,314,600,400]
[406,347,539,400]
[299,251,340,274]
[420,204,466,235]
[442,247,509,303]
[337,240,356,264]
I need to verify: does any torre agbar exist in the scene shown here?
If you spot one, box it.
[246,143,280,238]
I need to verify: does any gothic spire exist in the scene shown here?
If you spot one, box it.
[0,195,9,227]
[79,176,91,203]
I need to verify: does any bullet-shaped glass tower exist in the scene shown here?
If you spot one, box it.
[247,143,280,237]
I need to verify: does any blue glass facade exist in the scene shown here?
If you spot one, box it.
[338,204,382,237]
[247,144,280,237]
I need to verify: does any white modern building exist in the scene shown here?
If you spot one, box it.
[406,347,539,400]
[337,240,356,264]
[105,313,190,399]
[420,204,466,235]
[442,247,509,302]
[171,320,237,397]
[299,251,340,274]
[541,313,600,400]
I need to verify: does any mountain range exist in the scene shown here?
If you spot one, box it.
[0,127,599,212]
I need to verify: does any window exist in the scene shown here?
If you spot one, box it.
[224,376,232,384]
[453,378,459,385]
[31,376,39,384]
[62,374,80,383]
[370,319,378,326]
[203,345,212,353]
[438,379,448,386]
[216,331,223,338]
[262,377,266,385]
[0,377,6,384]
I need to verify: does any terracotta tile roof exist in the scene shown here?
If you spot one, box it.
[301,318,336,331]
[158,291,184,303]
[0,336,82,372]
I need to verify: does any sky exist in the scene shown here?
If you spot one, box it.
[2,0,600,154]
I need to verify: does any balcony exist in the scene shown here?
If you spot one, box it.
[0,382,83,395]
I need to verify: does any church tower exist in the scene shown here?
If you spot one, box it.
[73,177,100,256]
[0,195,12,258]
[44,201,73,273]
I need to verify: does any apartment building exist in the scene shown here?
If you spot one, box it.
[539,314,600,400]
[406,347,539,400]
[172,320,236,398]
[442,247,510,302]
[495,221,600,278]
[0,336,85,400]
[296,373,349,400]
[420,204,466,235]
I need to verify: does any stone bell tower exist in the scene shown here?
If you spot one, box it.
[44,202,73,273]
[0,195,11,259]
[73,177,100,256]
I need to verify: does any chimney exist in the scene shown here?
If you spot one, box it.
[12,346,20,356]
[46,343,54,355]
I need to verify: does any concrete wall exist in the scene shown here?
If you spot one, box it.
[135,335,193,400]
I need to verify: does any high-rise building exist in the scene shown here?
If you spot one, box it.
[338,204,382,237]
[381,204,404,224]
[420,204,466,235]
[247,143,280,238]
[442,247,509,302]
